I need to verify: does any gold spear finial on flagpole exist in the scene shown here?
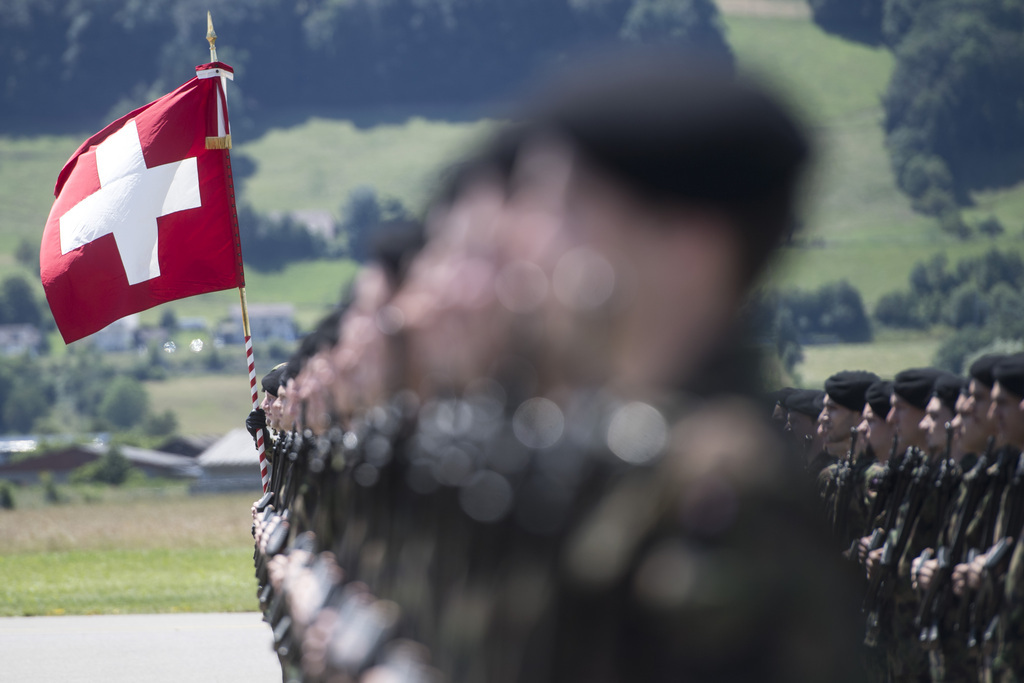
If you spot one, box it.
[207,11,218,62]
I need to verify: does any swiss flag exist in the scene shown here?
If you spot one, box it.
[41,62,244,344]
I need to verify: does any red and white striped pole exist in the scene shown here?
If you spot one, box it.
[208,14,269,494]
[240,287,270,494]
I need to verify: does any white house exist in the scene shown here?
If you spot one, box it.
[0,324,43,356]
[191,428,265,493]
[223,303,297,344]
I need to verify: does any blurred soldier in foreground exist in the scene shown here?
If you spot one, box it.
[251,50,865,683]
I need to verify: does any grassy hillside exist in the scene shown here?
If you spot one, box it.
[145,374,253,435]
[3,1,1024,397]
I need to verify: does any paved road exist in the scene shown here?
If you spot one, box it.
[0,612,281,682]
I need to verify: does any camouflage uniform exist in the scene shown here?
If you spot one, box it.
[922,458,983,683]
[545,398,868,683]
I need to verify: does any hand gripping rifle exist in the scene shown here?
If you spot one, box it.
[977,451,1024,661]
[963,447,1018,650]
[862,436,901,536]
[865,445,918,556]
[863,447,930,647]
[916,430,990,649]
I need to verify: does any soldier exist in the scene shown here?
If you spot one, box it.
[913,360,1004,682]
[888,368,944,451]
[862,367,944,683]
[818,370,881,548]
[259,51,868,683]
[821,371,881,458]
[246,363,288,448]
[770,386,797,431]
[967,354,1024,682]
[919,373,964,458]
[785,388,827,470]
[860,380,896,465]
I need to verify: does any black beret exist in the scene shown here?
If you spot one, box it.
[371,220,426,284]
[893,368,944,411]
[994,353,1024,398]
[260,363,288,397]
[825,370,880,412]
[932,373,966,413]
[785,389,825,418]
[770,387,797,407]
[526,50,809,279]
[865,380,893,419]
[969,354,1006,389]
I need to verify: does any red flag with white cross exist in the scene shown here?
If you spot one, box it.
[41,61,243,344]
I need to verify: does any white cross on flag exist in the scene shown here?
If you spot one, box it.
[41,62,244,344]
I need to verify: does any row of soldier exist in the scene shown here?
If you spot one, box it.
[239,54,870,682]
[773,357,1024,682]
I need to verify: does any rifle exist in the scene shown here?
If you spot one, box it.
[865,446,918,555]
[863,447,930,647]
[854,436,900,552]
[916,432,992,649]
[832,427,861,545]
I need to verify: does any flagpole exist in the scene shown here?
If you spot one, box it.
[208,12,270,494]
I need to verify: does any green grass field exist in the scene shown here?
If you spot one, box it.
[0,548,257,616]
[0,491,259,616]
[145,375,254,435]
[796,338,942,388]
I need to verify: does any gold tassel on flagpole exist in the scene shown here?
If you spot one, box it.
[206,135,232,150]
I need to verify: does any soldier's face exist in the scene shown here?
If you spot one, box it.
[820,394,858,443]
[786,412,816,442]
[887,393,927,449]
[990,382,1024,449]
[958,382,995,453]
[919,396,952,454]
[564,164,743,388]
[859,404,893,457]
[270,388,286,431]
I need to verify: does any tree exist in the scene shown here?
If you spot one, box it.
[883,1,1024,217]
[99,376,149,430]
[874,291,924,328]
[0,275,42,326]
[621,0,732,59]
[978,215,1006,238]
[70,446,137,486]
[0,482,14,510]
[3,380,50,433]
[342,187,383,263]
[14,239,38,274]
[143,410,178,438]
[808,0,885,44]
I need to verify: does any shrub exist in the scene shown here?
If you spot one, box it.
[0,482,14,510]
[978,216,1006,238]
[100,376,149,430]
[70,447,137,486]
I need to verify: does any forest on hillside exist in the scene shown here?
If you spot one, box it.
[809,0,1024,232]
[0,0,730,131]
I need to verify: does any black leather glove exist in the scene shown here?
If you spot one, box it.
[246,408,267,439]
